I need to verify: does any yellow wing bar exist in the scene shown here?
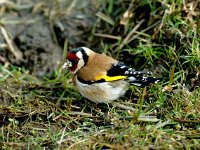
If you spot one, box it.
[95,74,127,82]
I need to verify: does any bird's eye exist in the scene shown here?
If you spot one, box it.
[75,58,79,62]
[68,58,79,64]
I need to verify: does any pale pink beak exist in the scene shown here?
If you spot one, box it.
[62,60,72,69]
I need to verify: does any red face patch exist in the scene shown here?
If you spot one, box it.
[67,52,79,72]
[67,52,78,60]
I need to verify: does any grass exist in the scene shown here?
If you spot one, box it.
[0,0,200,149]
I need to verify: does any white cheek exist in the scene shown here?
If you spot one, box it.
[77,59,84,71]
[76,51,83,58]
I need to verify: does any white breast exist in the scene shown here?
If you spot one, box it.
[75,77,128,103]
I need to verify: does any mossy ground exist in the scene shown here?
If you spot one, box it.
[0,0,199,149]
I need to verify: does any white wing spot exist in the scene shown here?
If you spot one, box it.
[120,66,126,69]
[128,77,136,81]
[125,71,129,74]
[142,77,147,81]
[133,83,142,86]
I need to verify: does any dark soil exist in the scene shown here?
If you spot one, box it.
[0,0,98,77]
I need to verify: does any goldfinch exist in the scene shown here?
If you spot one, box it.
[63,47,160,103]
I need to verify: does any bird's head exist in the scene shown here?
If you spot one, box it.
[62,47,93,74]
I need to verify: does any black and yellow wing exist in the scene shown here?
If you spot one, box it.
[78,61,160,86]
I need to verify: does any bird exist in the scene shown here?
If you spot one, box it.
[62,47,160,103]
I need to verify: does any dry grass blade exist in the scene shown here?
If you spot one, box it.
[57,126,66,145]
[119,19,145,49]
[94,33,121,40]
[128,20,161,43]
[174,118,200,123]
[169,65,175,86]
[111,102,136,111]
[137,115,160,122]
[136,86,147,119]
[65,111,92,117]
[156,120,171,129]
[96,11,114,25]
[0,26,23,61]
